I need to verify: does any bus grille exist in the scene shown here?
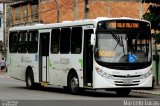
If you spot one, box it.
[115,84,139,86]
[113,75,141,78]
[109,66,139,70]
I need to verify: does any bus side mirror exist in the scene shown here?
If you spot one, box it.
[91,34,96,45]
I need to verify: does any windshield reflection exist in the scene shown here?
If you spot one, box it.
[95,32,151,63]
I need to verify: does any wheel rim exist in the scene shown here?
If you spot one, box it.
[70,77,78,92]
[27,75,32,87]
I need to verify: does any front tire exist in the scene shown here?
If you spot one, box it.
[68,73,80,94]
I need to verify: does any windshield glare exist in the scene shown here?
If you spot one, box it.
[95,32,151,63]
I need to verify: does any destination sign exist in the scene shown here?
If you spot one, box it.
[97,20,149,31]
[117,22,139,28]
[107,22,139,29]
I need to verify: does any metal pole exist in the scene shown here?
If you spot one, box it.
[155,32,159,85]
[108,0,110,17]
[139,0,142,19]
[74,0,78,20]
[3,0,6,57]
[84,0,89,19]
[55,0,60,23]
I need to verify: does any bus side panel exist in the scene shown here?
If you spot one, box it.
[8,66,25,81]
[8,54,26,81]
[48,54,83,87]
[48,54,68,86]
[8,53,39,82]
[33,67,39,83]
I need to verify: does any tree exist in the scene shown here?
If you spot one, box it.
[143,0,160,85]
[143,0,160,30]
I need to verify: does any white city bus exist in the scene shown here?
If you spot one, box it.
[7,17,152,96]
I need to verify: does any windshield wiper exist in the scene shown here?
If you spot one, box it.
[121,35,125,55]
[108,31,125,55]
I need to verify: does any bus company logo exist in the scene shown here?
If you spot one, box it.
[21,56,32,63]
[126,74,130,78]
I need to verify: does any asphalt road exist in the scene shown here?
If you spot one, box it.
[0,76,160,106]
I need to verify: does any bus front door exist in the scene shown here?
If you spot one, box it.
[83,29,93,87]
[39,32,50,82]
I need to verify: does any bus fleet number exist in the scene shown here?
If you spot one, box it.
[60,58,70,65]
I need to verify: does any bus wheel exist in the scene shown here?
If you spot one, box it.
[116,89,131,96]
[26,71,34,89]
[68,73,80,94]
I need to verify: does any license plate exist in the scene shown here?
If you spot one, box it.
[123,79,133,84]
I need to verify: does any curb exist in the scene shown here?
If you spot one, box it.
[0,75,11,79]
[132,90,160,95]
[132,90,153,95]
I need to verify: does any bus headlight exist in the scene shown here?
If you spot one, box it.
[141,70,152,79]
[96,67,113,79]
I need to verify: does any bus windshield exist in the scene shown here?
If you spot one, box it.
[95,32,152,64]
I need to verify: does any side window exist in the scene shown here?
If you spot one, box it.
[60,28,71,54]
[71,27,82,54]
[51,29,60,53]
[18,32,28,53]
[9,32,18,53]
[28,31,38,53]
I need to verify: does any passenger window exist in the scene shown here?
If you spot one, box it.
[60,28,71,54]
[18,32,28,53]
[51,29,60,53]
[9,32,18,53]
[28,31,38,53]
[71,27,82,54]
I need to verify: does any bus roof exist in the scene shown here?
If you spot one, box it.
[9,17,150,31]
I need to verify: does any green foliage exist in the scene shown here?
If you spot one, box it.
[155,33,160,44]
[143,4,160,30]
